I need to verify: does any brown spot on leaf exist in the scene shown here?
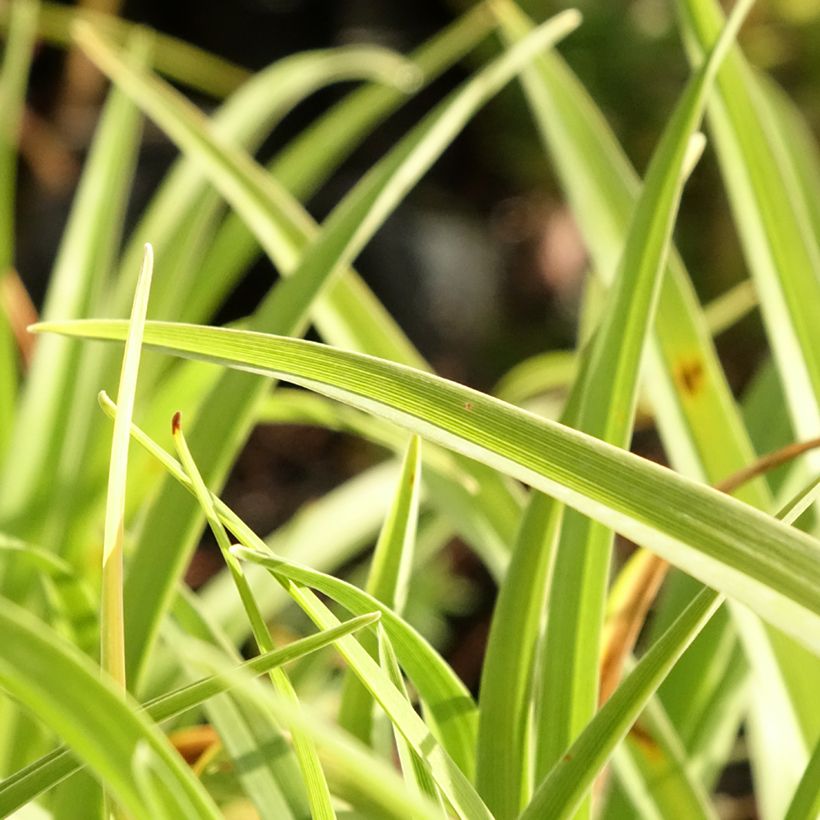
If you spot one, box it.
[464,402,473,412]
[676,358,704,397]
[629,722,662,759]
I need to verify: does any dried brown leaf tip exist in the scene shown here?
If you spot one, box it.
[172,411,182,435]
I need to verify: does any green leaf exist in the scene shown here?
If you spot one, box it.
[520,588,722,820]
[35,319,820,656]
[0,26,146,552]
[0,596,220,818]
[93,390,478,774]
[339,435,421,742]
[101,242,153,691]
[674,0,820,452]
[68,9,578,689]
[491,0,781,797]
[528,0,750,801]
[476,493,563,815]
[0,613,377,816]
[0,0,37,460]
[232,556,491,820]
[481,1,751,810]
[173,416,334,819]
[0,0,251,97]
[785,734,820,820]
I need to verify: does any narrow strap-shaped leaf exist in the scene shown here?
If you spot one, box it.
[101,243,153,692]
[0,597,220,818]
[476,492,563,814]
[69,10,579,688]
[173,417,334,819]
[675,2,820,806]
[377,626,443,806]
[0,0,250,96]
[169,591,304,820]
[675,0,820,452]
[339,436,421,742]
[94,391,479,772]
[0,613,377,815]
[34,319,820,655]
[477,3,750,812]
[491,0,780,795]
[232,558,492,820]
[520,588,723,820]
[784,733,820,820]
[0,0,37,460]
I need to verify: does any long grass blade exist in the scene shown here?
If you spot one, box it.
[339,435,421,743]
[172,415,334,819]
[0,614,376,815]
[520,587,723,820]
[94,391,479,772]
[34,319,820,654]
[231,554,492,820]
[675,0,820,453]
[101,244,152,691]
[69,10,578,688]
[0,0,37,460]
[0,0,251,96]
[481,3,749,811]
[491,0,791,799]
[0,597,220,818]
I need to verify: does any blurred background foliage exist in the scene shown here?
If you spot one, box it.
[16,0,820,389]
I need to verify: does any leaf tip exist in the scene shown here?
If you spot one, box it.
[171,411,181,435]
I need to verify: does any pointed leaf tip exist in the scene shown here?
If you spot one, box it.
[171,411,181,435]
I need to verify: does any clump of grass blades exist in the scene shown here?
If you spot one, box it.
[1,0,820,818]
